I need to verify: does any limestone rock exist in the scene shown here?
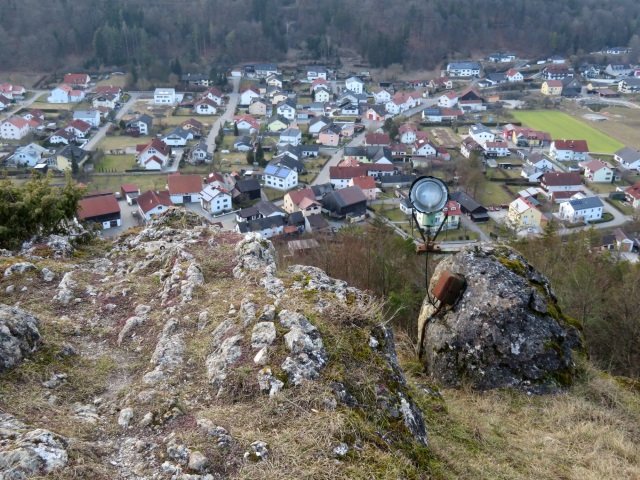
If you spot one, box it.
[118,408,134,428]
[40,268,55,282]
[53,272,77,305]
[251,322,276,349]
[187,450,209,473]
[3,262,36,277]
[205,334,243,387]
[0,305,42,373]
[278,310,327,386]
[419,245,584,394]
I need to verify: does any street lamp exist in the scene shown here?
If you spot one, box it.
[409,176,450,254]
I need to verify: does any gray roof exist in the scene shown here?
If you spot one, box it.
[255,200,285,217]
[237,215,284,233]
[614,146,640,162]
[567,196,604,210]
[448,62,481,70]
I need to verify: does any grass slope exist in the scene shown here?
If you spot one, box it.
[510,110,624,153]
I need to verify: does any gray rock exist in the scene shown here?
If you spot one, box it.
[3,262,36,277]
[188,451,209,473]
[118,408,134,428]
[40,268,55,282]
[278,310,327,385]
[253,346,269,365]
[149,318,185,370]
[140,412,154,427]
[54,272,77,305]
[118,315,147,345]
[333,443,349,457]
[42,373,67,389]
[73,403,99,423]
[244,441,268,461]
[205,334,243,387]
[257,367,284,397]
[251,322,276,349]
[419,245,584,394]
[239,300,257,327]
[196,420,232,448]
[0,305,42,373]
[258,304,276,322]
[5,286,14,294]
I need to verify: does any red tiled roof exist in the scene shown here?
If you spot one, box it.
[142,138,170,157]
[77,195,120,219]
[553,139,589,152]
[287,188,316,206]
[167,174,203,195]
[545,80,563,87]
[120,184,139,194]
[5,117,29,128]
[66,119,91,132]
[351,176,376,190]
[95,85,121,95]
[63,73,90,85]
[542,172,582,186]
[582,159,610,172]
[365,133,391,145]
[625,182,640,199]
[138,190,173,214]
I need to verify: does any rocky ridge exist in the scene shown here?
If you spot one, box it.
[0,209,430,479]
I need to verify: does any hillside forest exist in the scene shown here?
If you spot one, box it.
[2,0,640,77]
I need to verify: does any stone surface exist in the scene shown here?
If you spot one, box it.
[0,305,42,373]
[279,310,327,386]
[118,408,134,428]
[53,272,77,305]
[40,268,55,282]
[419,245,584,394]
[3,262,36,277]
[251,322,276,349]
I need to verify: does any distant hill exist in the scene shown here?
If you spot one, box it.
[1,0,639,75]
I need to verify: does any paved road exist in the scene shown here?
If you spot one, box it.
[206,78,240,153]
[83,92,140,151]
[0,89,47,121]
[312,129,372,185]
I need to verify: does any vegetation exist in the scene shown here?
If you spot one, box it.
[510,111,625,153]
[3,1,640,75]
[0,173,85,250]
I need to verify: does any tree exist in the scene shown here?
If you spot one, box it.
[246,149,255,165]
[255,143,265,167]
[71,150,79,176]
[233,122,239,136]
[0,172,85,250]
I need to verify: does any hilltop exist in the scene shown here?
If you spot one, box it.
[0,209,638,479]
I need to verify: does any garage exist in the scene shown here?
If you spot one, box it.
[183,195,192,203]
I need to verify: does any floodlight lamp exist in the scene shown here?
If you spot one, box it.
[409,176,449,214]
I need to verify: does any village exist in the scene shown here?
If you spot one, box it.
[2,52,640,259]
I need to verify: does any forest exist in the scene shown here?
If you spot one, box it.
[2,0,640,77]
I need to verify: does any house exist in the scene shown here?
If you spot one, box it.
[121,185,141,206]
[167,174,202,204]
[308,115,332,136]
[234,114,260,134]
[48,84,84,103]
[422,107,463,122]
[22,109,45,122]
[365,133,391,146]
[469,123,495,143]
[523,152,554,171]
[136,138,170,170]
[365,105,388,121]
[541,80,563,95]
[618,77,640,94]
[542,65,571,80]
[599,228,637,252]
[450,190,489,222]
[437,91,458,108]
[126,114,153,136]
[318,124,342,147]
[512,127,552,147]
[305,66,328,81]
[236,200,285,223]
[446,62,481,77]
[614,146,640,170]
[485,72,507,85]
[581,159,613,183]
[53,145,88,171]
[550,140,589,162]
[561,77,582,97]
[345,77,365,94]
[181,73,210,87]
[311,78,330,92]
[429,77,453,91]
[624,183,640,208]
[314,88,331,103]
[481,141,508,157]
[416,200,461,230]
[95,85,122,97]
[9,143,48,167]
[540,172,583,198]
[49,129,76,145]
[283,188,322,217]
[372,87,392,104]
[349,176,377,201]
[508,197,543,229]
[63,73,90,88]
[267,114,290,133]
[77,195,121,229]
[231,178,262,203]
[248,98,269,116]
[322,185,367,218]
[264,164,298,191]
[305,213,330,233]
[460,137,481,159]
[521,166,545,183]
[202,87,224,105]
[276,98,297,121]
[239,86,260,106]
[605,64,634,77]
[234,136,253,152]
[558,196,604,222]
[329,163,395,188]
[505,69,524,82]
[488,52,516,63]
[0,117,30,139]
[73,110,101,127]
[278,128,302,147]
[413,134,437,156]
[253,64,279,78]
[64,119,92,138]
[92,93,117,109]
[580,64,601,78]
[200,184,232,214]
[270,154,306,174]
[269,88,288,105]
[180,118,203,137]
[379,174,416,190]
[162,127,193,147]
[399,124,418,144]
[137,190,173,221]
[236,216,285,239]
[337,101,359,116]
[194,98,218,115]
[154,88,177,104]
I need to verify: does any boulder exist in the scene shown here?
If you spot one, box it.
[0,305,42,373]
[419,245,585,394]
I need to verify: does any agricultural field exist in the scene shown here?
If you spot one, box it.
[510,110,624,153]
[93,154,136,172]
[97,134,151,152]
[573,106,640,151]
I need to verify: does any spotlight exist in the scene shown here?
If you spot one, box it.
[409,176,449,214]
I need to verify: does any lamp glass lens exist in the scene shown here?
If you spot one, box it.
[410,177,449,213]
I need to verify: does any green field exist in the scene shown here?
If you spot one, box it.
[510,110,624,153]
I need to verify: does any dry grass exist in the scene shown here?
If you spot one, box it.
[567,104,640,150]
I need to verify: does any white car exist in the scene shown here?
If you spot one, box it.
[220,149,230,153]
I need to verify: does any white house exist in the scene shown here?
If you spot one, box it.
[162,127,193,147]
[278,128,302,147]
[276,99,297,121]
[345,77,365,95]
[305,66,327,81]
[48,84,85,103]
[64,119,91,139]
[308,115,332,135]
[154,88,177,104]
[550,140,589,162]
[202,87,224,105]
[372,88,392,105]
[558,196,603,222]
[92,94,117,109]
[437,91,458,108]
[483,141,510,157]
[469,123,495,143]
[263,164,298,191]
[314,88,331,103]
[137,190,173,221]
[73,110,101,127]
[137,138,170,170]
[446,62,481,77]
[581,159,613,183]
[399,124,417,144]
[0,117,30,139]
[200,184,232,214]
[194,98,218,115]
[613,146,640,171]
[10,143,47,166]
[413,137,437,156]
[239,86,260,106]
[506,69,524,82]
[167,174,203,204]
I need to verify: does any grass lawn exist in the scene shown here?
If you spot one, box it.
[510,110,624,153]
[84,173,168,193]
[98,134,151,151]
[475,177,516,206]
[94,155,136,172]
[263,187,285,202]
[96,76,127,88]
[587,182,630,195]
[372,204,407,222]
[29,101,75,111]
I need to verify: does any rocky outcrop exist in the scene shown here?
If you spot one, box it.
[0,305,42,372]
[419,245,585,394]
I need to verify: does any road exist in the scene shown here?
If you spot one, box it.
[312,129,371,185]
[206,77,240,153]
[83,92,140,151]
